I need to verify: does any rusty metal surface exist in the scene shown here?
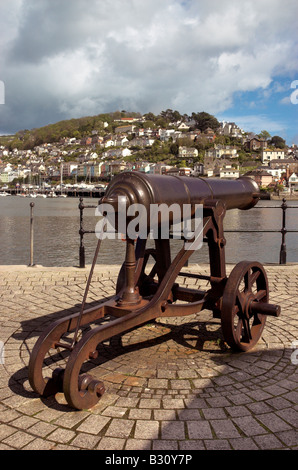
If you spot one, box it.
[28,173,280,410]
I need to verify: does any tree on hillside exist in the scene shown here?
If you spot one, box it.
[160,109,182,122]
[170,142,179,156]
[143,112,157,122]
[257,130,271,141]
[270,135,286,149]
[191,112,219,132]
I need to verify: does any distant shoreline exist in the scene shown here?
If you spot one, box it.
[270,194,298,200]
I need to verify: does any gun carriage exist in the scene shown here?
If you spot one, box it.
[29,172,280,410]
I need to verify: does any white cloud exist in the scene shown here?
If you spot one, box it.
[0,0,297,134]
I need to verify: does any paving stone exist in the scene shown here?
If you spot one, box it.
[161,421,186,440]
[162,398,185,409]
[232,416,267,437]
[253,434,285,450]
[0,424,16,440]
[257,412,293,432]
[29,421,58,438]
[22,438,56,450]
[276,408,298,427]
[47,428,76,444]
[178,409,201,421]
[96,437,125,450]
[134,420,159,440]
[102,406,127,418]
[152,439,178,450]
[276,430,298,447]
[187,420,213,439]
[2,430,35,449]
[52,411,89,429]
[139,398,161,409]
[128,408,152,420]
[154,409,176,420]
[71,433,101,449]
[210,419,241,439]
[105,418,135,438]
[125,438,152,450]
[204,439,231,450]
[170,379,191,389]
[225,405,251,418]
[229,437,259,450]
[179,440,205,450]
[148,379,168,389]
[76,415,110,434]
[202,408,227,420]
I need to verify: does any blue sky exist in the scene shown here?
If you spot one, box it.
[0,0,297,144]
[218,78,298,144]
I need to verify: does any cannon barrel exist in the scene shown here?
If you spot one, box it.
[100,172,260,230]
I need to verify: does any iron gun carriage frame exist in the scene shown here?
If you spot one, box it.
[29,172,281,410]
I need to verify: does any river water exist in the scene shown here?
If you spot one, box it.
[0,195,297,266]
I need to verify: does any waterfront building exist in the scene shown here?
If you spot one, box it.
[244,169,273,187]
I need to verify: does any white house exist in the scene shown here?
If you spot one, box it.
[177,122,190,131]
[218,122,243,138]
[114,136,129,147]
[104,138,115,148]
[103,148,132,159]
[159,129,176,141]
[218,165,240,179]
[289,173,298,192]
[178,146,199,159]
[206,145,238,159]
[261,149,285,164]
[258,166,284,181]
[0,168,19,183]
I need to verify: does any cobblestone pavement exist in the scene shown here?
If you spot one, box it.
[0,263,297,451]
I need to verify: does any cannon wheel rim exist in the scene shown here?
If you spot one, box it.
[221,261,268,352]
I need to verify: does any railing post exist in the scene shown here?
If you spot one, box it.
[28,202,35,267]
[279,198,287,265]
[79,197,85,268]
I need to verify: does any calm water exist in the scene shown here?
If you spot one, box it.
[0,195,297,266]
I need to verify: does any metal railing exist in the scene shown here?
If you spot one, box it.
[78,197,297,268]
[79,197,98,268]
[224,198,297,265]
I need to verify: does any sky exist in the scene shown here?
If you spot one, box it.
[0,0,297,144]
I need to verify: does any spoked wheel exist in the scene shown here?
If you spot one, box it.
[221,261,269,352]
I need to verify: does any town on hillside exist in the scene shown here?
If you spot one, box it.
[0,111,297,197]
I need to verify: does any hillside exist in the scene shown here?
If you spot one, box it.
[0,112,122,151]
[0,110,222,151]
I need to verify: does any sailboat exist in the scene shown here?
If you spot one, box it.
[58,163,67,197]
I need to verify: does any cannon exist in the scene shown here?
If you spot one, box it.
[28,172,281,410]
